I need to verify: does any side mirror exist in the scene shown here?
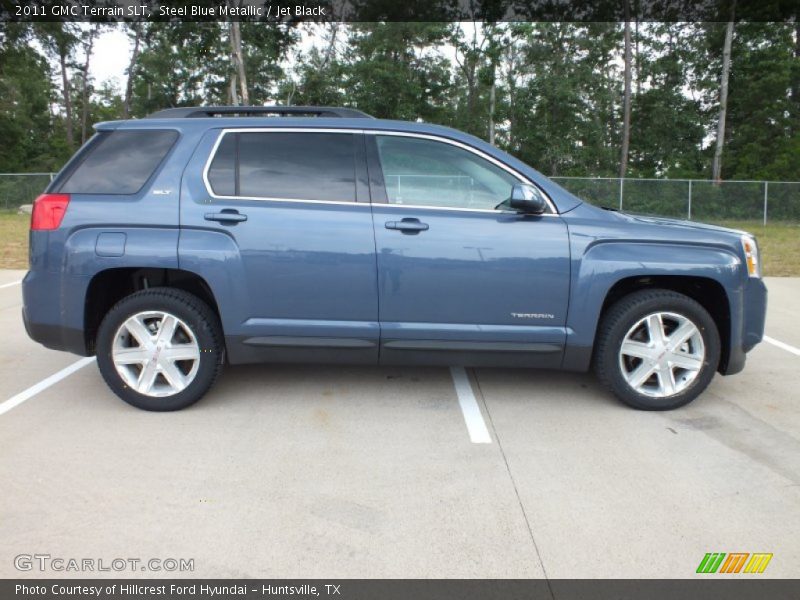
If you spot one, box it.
[509,184,548,215]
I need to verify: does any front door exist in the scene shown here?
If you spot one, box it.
[367,133,570,368]
[180,128,379,364]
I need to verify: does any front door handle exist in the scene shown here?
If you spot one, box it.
[385,218,429,234]
[205,209,247,224]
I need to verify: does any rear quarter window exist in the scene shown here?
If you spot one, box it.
[59,130,178,195]
[206,131,356,202]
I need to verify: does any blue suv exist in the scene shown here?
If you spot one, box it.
[22,106,767,411]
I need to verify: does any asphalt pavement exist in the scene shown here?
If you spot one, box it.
[1,269,797,579]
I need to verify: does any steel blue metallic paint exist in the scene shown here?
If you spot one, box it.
[372,205,570,366]
[22,115,767,383]
[179,129,380,364]
[559,202,765,374]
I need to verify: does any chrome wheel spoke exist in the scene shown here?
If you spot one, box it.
[620,339,658,361]
[156,314,178,345]
[161,361,189,391]
[645,313,666,345]
[618,311,706,399]
[113,346,151,364]
[162,344,200,362]
[667,320,698,351]
[112,310,200,398]
[668,352,703,371]
[125,316,154,346]
[137,361,159,394]
[657,368,677,396]
[626,362,656,389]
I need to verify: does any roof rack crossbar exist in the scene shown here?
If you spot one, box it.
[146,106,374,119]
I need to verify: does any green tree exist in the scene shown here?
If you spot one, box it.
[239,22,297,104]
[129,23,229,116]
[278,25,348,106]
[629,23,706,177]
[34,22,81,152]
[341,22,454,121]
[504,23,623,176]
[723,22,798,180]
[129,22,297,116]
[0,23,68,171]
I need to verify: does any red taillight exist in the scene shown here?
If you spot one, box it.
[31,194,70,230]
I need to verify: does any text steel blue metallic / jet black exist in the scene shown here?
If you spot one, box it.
[22,106,767,411]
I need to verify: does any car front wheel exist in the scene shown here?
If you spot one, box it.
[595,289,721,410]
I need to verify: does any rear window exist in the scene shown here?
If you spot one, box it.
[59,130,178,195]
[206,131,356,202]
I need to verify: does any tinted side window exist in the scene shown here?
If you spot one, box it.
[207,132,356,202]
[60,130,178,194]
[375,135,519,210]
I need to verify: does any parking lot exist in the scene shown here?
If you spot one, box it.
[0,268,798,579]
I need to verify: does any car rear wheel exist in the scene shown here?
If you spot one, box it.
[96,288,223,411]
[594,289,720,410]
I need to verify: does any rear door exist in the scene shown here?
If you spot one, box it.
[179,128,379,364]
[367,133,571,368]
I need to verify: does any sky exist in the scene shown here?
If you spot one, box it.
[91,26,131,89]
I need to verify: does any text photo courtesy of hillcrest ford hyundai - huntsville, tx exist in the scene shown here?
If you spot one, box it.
[1,3,799,600]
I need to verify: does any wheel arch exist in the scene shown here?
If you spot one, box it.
[84,267,222,355]
[562,241,743,374]
[595,275,731,373]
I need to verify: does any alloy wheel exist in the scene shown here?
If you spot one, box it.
[111,311,201,397]
[618,311,705,398]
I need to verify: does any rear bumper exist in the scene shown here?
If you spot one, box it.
[721,277,767,375]
[22,270,89,356]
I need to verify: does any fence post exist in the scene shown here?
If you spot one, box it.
[618,178,624,211]
[763,181,768,226]
[687,180,692,220]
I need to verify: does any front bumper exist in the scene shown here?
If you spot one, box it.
[721,277,767,375]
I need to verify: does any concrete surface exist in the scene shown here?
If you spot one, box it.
[0,271,797,579]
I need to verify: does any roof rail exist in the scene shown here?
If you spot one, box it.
[146,106,374,119]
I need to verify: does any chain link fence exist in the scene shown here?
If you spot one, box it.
[1,173,799,225]
[0,173,54,211]
[551,177,800,224]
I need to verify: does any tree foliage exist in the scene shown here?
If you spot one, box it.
[0,21,797,182]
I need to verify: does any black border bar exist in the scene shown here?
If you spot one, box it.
[4,579,800,600]
[1,0,797,22]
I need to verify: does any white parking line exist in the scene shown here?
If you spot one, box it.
[450,367,492,444]
[0,357,95,416]
[764,335,800,357]
[0,280,22,289]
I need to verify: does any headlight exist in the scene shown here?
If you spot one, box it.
[741,234,761,278]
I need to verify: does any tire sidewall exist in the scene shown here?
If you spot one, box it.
[96,291,221,411]
[601,293,721,410]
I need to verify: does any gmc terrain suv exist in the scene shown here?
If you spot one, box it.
[22,106,767,411]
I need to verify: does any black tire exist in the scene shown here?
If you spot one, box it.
[95,288,223,411]
[594,289,721,410]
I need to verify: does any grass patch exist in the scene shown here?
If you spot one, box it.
[0,211,798,275]
[0,211,29,269]
[710,221,800,277]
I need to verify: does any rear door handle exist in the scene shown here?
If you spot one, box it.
[385,218,429,234]
[204,210,247,224]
